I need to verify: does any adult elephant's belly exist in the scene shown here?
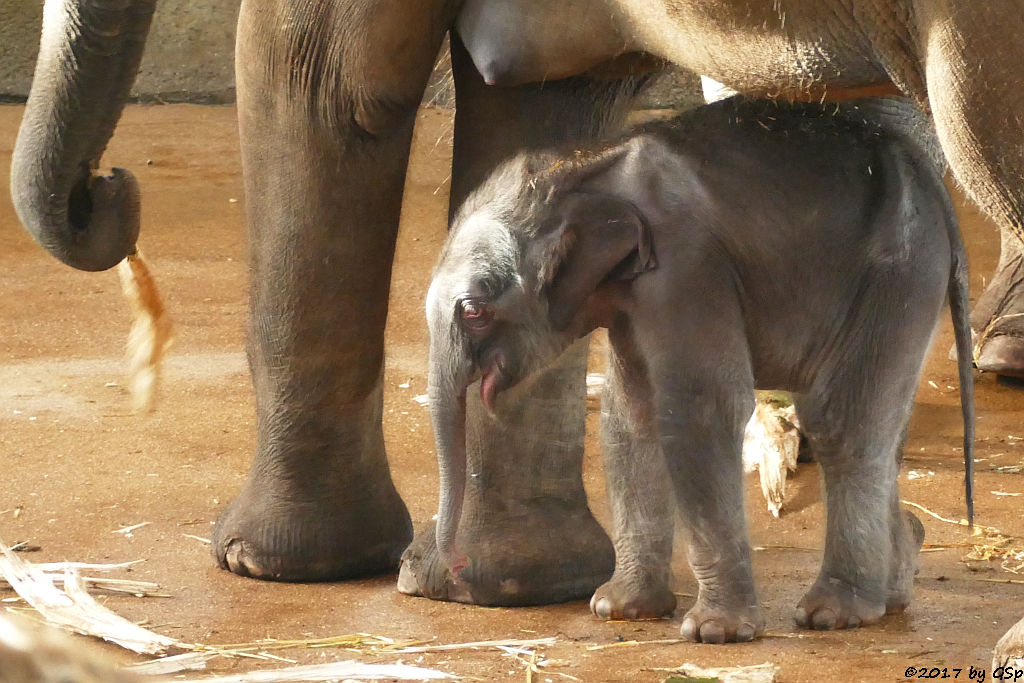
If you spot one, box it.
[456,0,897,100]
[455,0,634,86]
[624,1,895,94]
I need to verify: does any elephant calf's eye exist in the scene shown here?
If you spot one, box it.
[460,299,493,332]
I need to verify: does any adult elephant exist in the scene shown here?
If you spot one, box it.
[9,0,1024,634]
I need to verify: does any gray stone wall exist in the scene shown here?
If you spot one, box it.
[0,0,241,102]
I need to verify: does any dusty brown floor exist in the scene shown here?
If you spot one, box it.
[1,103,1023,682]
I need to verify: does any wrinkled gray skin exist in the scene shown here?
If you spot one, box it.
[6,0,1010,608]
[426,96,976,643]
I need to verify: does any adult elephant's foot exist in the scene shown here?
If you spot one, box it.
[397,498,614,606]
[972,232,1024,378]
[212,471,412,582]
[590,573,676,620]
[680,595,764,644]
[794,578,886,630]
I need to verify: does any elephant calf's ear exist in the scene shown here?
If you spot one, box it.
[544,193,656,330]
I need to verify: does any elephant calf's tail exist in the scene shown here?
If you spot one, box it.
[947,213,975,529]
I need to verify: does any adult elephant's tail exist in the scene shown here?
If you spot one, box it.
[10,0,156,272]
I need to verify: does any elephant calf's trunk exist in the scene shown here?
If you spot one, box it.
[428,371,471,577]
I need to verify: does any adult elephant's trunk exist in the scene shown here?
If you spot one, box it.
[427,343,475,576]
[10,0,156,272]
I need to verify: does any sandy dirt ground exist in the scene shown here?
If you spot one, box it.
[1,102,1023,682]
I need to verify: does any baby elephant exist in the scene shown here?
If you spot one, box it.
[425,96,974,643]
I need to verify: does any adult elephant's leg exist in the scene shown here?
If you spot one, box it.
[917,0,1024,376]
[396,36,646,605]
[210,0,451,580]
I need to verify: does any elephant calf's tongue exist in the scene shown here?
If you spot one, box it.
[480,369,501,414]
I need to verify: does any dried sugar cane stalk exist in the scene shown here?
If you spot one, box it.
[118,249,174,412]
[0,540,181,655]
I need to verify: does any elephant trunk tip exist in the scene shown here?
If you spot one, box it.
[13,163,141,272]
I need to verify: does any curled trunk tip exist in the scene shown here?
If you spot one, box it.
[10,0,155,271]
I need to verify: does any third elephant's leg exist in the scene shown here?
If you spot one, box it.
[396,35,647,606]
[210,0,452,580]
[916,0,1024,376]
[590,326,677,621]
[969,229,1024,376]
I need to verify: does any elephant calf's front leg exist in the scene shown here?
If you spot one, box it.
[655,371,762,642]
[590,329,676,621]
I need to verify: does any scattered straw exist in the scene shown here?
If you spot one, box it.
[129,634,560,675]
[392,636,556,654]
[586,638,685,651]
[182,533,212,545]
[902,500,1024,573]
[652,661,778,682]
[113,522,152,536]
[118,250,174,413]
[0,572,167,598]
[170,661,455,681]
[498,646,580,682]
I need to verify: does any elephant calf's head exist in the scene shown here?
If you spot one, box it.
[425,141,657,573]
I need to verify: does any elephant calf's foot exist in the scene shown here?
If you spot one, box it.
[212,479,413,582]
[886,509,925,612]
[680,596,764,644]
[590,574,676,620]
[398,500,614,606]
[794,578,887,630]
[798,509,924,629]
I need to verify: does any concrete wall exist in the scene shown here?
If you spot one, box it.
[0,0,241,102]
